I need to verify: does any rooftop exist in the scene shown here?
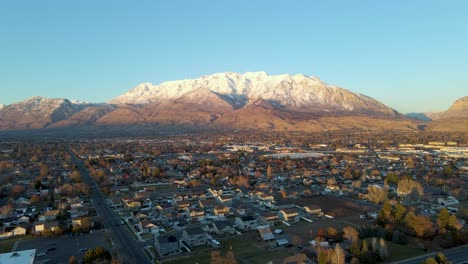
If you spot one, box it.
[0,249,36,264]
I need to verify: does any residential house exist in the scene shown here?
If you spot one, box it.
[34,221,59,234]
[155,235,180,255]
[258,211,279,227]
[17,216,30,224]
[216,195,233,206]
[213,206,229,218]
[256,225,275,246]
[189,208,206,221]
[302,204,322,218]
[139,219,159,235]
[122,198,141,211]
[39,210,58,222]
[198,198,218,211]
[0,225,27,238]
[279,208,301,223]
[182,227,208,247]
[212,220,236,236]
[235,215,258,231]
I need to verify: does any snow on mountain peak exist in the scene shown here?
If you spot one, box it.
[109,71,395,114]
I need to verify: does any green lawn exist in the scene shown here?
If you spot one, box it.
[385,241,426,262]
[0,237,24,253]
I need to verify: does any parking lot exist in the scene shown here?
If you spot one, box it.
[16,230,109,264]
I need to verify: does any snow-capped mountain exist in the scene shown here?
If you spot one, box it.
[110,72,397,116]
[8,72,461,132]
[0,96,84,130]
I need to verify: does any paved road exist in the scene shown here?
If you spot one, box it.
[68,149,150,264]
[393,244,468,264]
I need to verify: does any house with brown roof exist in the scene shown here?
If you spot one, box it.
[279,207,301,223]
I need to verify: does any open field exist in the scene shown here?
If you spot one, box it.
[291,195,378,218]
[163,232,292,264]
[385,241,426,262]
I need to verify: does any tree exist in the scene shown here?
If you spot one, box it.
[405,211,434,238]
[438,208,450,228]
[70,170,82,183]
[386,173,399,184]
[327,227,338,239]
[83,247,111,264]
[11,185,26,198]
[317,247,330,264]
[40,164,49,177]
[394,203,407,224]
[343,226,359,242]
[448,214,462,230]
[344,169,353,179]
[397,177,423,197]
[266,165,272,180]
[422,257,438,264]
[361,240,368,254]
[350,241,361,257]
[330,243,345,264]
[371,238,388,261]
[68,255,78,264]
[367,185,387,204]
[30,194,41,205]
[0,203,13,216]
[434,253,450,264]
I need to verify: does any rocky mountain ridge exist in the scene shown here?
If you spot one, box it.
[0,72,466,132]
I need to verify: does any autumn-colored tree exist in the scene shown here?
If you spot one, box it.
[70,170,82,183]
[0,203,13,215]
[386,173,399,184]
[330,243,345,264]
[437,208,450,228]
[68,255,78,264]
[343,226,359,243]
[367,185,387,204]
[394,203,407,224]
[11,185,26,198]
[30,194,41,204]
[448,214,462,230]
[434,253,450,264]
[266,165,272,180]
[397,177,423,197]
[327,227,338,239]
[39,164,49,178]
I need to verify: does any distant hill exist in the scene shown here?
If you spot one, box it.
[405,113,432,122]
[425,96,468,132]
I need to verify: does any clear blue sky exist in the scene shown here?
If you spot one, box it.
[1,0,467,113]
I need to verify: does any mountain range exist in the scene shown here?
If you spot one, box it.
[0,72,466,133]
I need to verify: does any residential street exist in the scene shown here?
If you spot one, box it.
[69,149,150,264]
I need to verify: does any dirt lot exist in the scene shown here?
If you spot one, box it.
[290,194,378,217]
